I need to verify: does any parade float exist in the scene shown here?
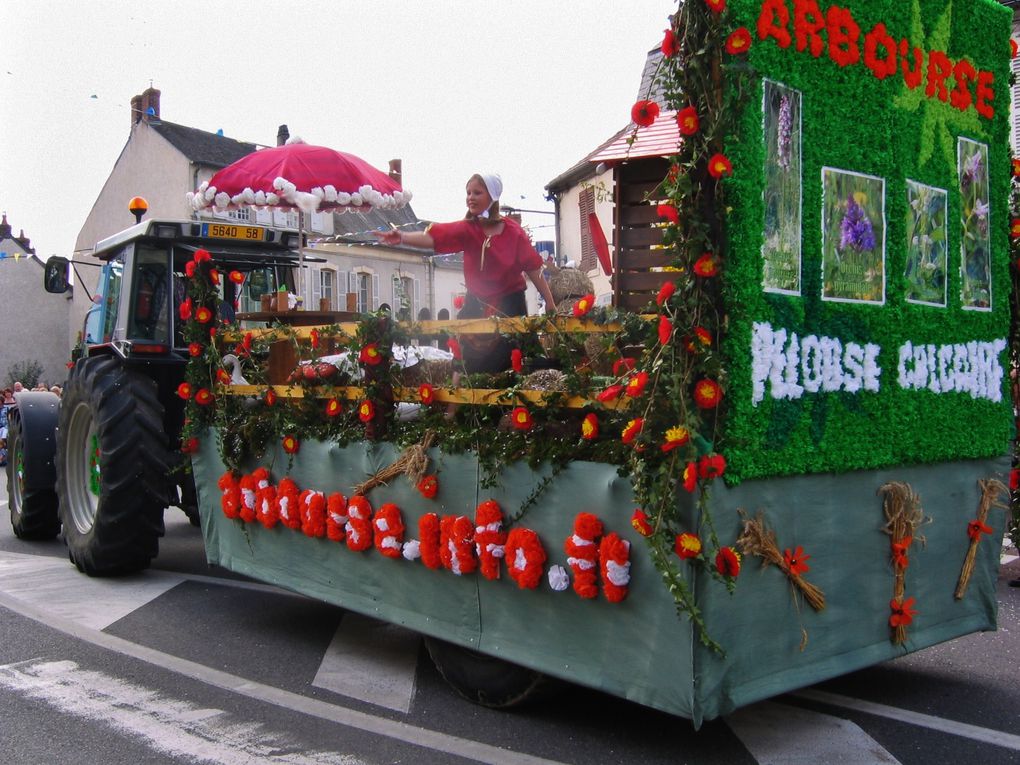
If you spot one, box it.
[114,0,1020,724]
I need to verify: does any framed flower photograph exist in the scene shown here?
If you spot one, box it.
[821,168,886,305]
[958,138,991,311]
[903,180,948,307]
[762,79,802,295]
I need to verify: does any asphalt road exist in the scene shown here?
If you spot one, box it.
[1,478,1018,765]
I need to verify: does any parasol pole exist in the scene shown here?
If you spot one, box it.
[297,209,306,307]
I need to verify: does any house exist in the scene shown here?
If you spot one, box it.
[545,47,678,311]
[0,213,71,386]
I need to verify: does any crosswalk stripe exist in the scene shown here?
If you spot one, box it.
[726,700,901,764]
[312,613,420,713]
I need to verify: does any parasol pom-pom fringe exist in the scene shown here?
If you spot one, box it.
[292,191,321,215]
[350,192,364,206]
[214,191,230,209]
[241,188,256,205]
[254,190,267,205]
[266,192,280,205]
[286,135,305,145]
[311,186,324,200]
[204,186,217,202]
[324,185,338,203]
[336,191,352,206]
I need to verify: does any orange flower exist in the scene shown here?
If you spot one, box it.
[631,99,660,127]
[216,369,231,385]
[1011,219,1020,239]
[661,425,690,452]
[359,343,383,366]
[188,342,204,357]
[194,388,214,406]
[325,398,342,417]
[418,383,435,405]
[1013,158,1020,177]
[661,28,679,57]
[208,268,220,286]
[282,435,299,454]
[310,328,320,349]
[658,315,673,345]
[510,348,523,373]
[783,545,811,576]
[698,453,726,478]
[656,281,675,306]
[685,327,712,353]
[621,418,644,444]
[572,293,595,317]
[707,153,733,179]
[358,400,375,422]
[176,382,193,400]
[725,27,752,55]
[265,388,277,406]
[511,406,533,430]
[705,0,725,12]
[657,203,679,224]
[631,509,653,537]
[694,379,723,408]
[967,519,993,541]
[195,306,213,324]
[417,474,439,499]
[682,461,699,492]
[581,413,599,440]
[889,597,917,627]
[229,270,245,284]
[891,537,912,570]
[694,254,718,277]
[676,106,699,136]
[716,547,741,577]
[675,532,702,559]
[625,371,649,397]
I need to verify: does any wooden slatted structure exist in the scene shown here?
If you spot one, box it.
[612,158,674,311]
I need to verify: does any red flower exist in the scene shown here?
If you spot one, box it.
[621,418,644,444]
[282,435,299,454]
[265,388,277,406]
[716,546,741,577]
[447,337,462,360]
[661,425,690,452]
[694,379,723,409]
[707,153,733,179]
[631,99,660,127]
[216,369,231,385]
[1013,159,1020,178]
[185,260,197,278]
[685,327,712,353]
[359,343,383,366]
[417,475,439,499]
[698,453,726,479]
[682,461,698,492]
[176,382,193,400]
[661,28,679,57]
[1012,39,1018,59]
[705,0,725,12]
[725,27,752,55]
[676,106,700,136]
[581,413,599,440]
[179,298,193,321]
[180,437,200,455]
[511,406,533,430]
[358,400,375,423]
[195,306,213,324]
[453,294,465,310]
[891,537,912,570]
[510,348,523,373]
[310,328,320,349]
[194,388,214,406]
[208,268,220,286]
[675,532,702,559]
[656,203,679,224]
[656,281,676,306]
[631,509,653,537]
[967,519,993,541]
[658,315,673,345]
[889,597,918,628]
[242,332,253,352]
[694,254,718,277]
[325,398,342,417]
[625,371,648,397]
[1011,219,1020,239]
[1011,468,1020,491]
[613,357,636,375]
[597,384,624,403]
[419,383,435,405]
[229,270,245,284]
[783,545,811,576]
[188,342,204,357]
[193,248,211,263]
[572,293,595,317]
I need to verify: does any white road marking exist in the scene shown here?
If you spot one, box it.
[0,590,568,765]
[313,613,420,713]
[0,550,182,630]
[0,658,366,765]
[726,700,901,764]
[793,688,1020,752]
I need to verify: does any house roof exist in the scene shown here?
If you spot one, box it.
[149,120,259,168]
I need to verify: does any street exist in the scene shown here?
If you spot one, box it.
[1,479,1018,765]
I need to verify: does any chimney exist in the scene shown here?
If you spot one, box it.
[130,94,143,126]
[388,159,402,187]
[277,124,290,146]
[16,229,34,254]
[141,87,161,122]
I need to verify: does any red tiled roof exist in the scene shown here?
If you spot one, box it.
[587,110,681,164]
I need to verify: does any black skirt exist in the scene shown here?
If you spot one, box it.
[456,291,527,374]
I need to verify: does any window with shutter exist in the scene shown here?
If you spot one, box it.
[372,274,380,310]
[578,186,596,272]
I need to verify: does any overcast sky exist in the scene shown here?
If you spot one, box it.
[1,1,668,259]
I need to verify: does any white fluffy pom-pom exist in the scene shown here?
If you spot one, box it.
[350,192,364,206]
[402,540,421,561]
[266,192,280,205]
[231,193,244,205]
[336,192,351,206]
[254,190,267,205]
[214,191,231,209]
[311,186,324,200]
[547,565,570,591]
[241,188,256,205]
[273,177,287,191]
[204,186,217,202]
[324,185,338,203]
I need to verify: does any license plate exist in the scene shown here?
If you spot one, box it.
[201,223,266,241]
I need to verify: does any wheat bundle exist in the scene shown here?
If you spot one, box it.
[737,511,826,612]
[353,430,435,496]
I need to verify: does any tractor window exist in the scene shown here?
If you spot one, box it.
[101,257,124,343]
[129,246,170,341]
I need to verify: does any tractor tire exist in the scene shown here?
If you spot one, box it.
[425,636,546,709]
[56,356,167,576]
[7,400,61,540]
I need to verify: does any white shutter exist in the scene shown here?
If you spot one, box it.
[413,278,421,318]
[311,267,322,303]
[392,275,400,308]
[372,273,380,310]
